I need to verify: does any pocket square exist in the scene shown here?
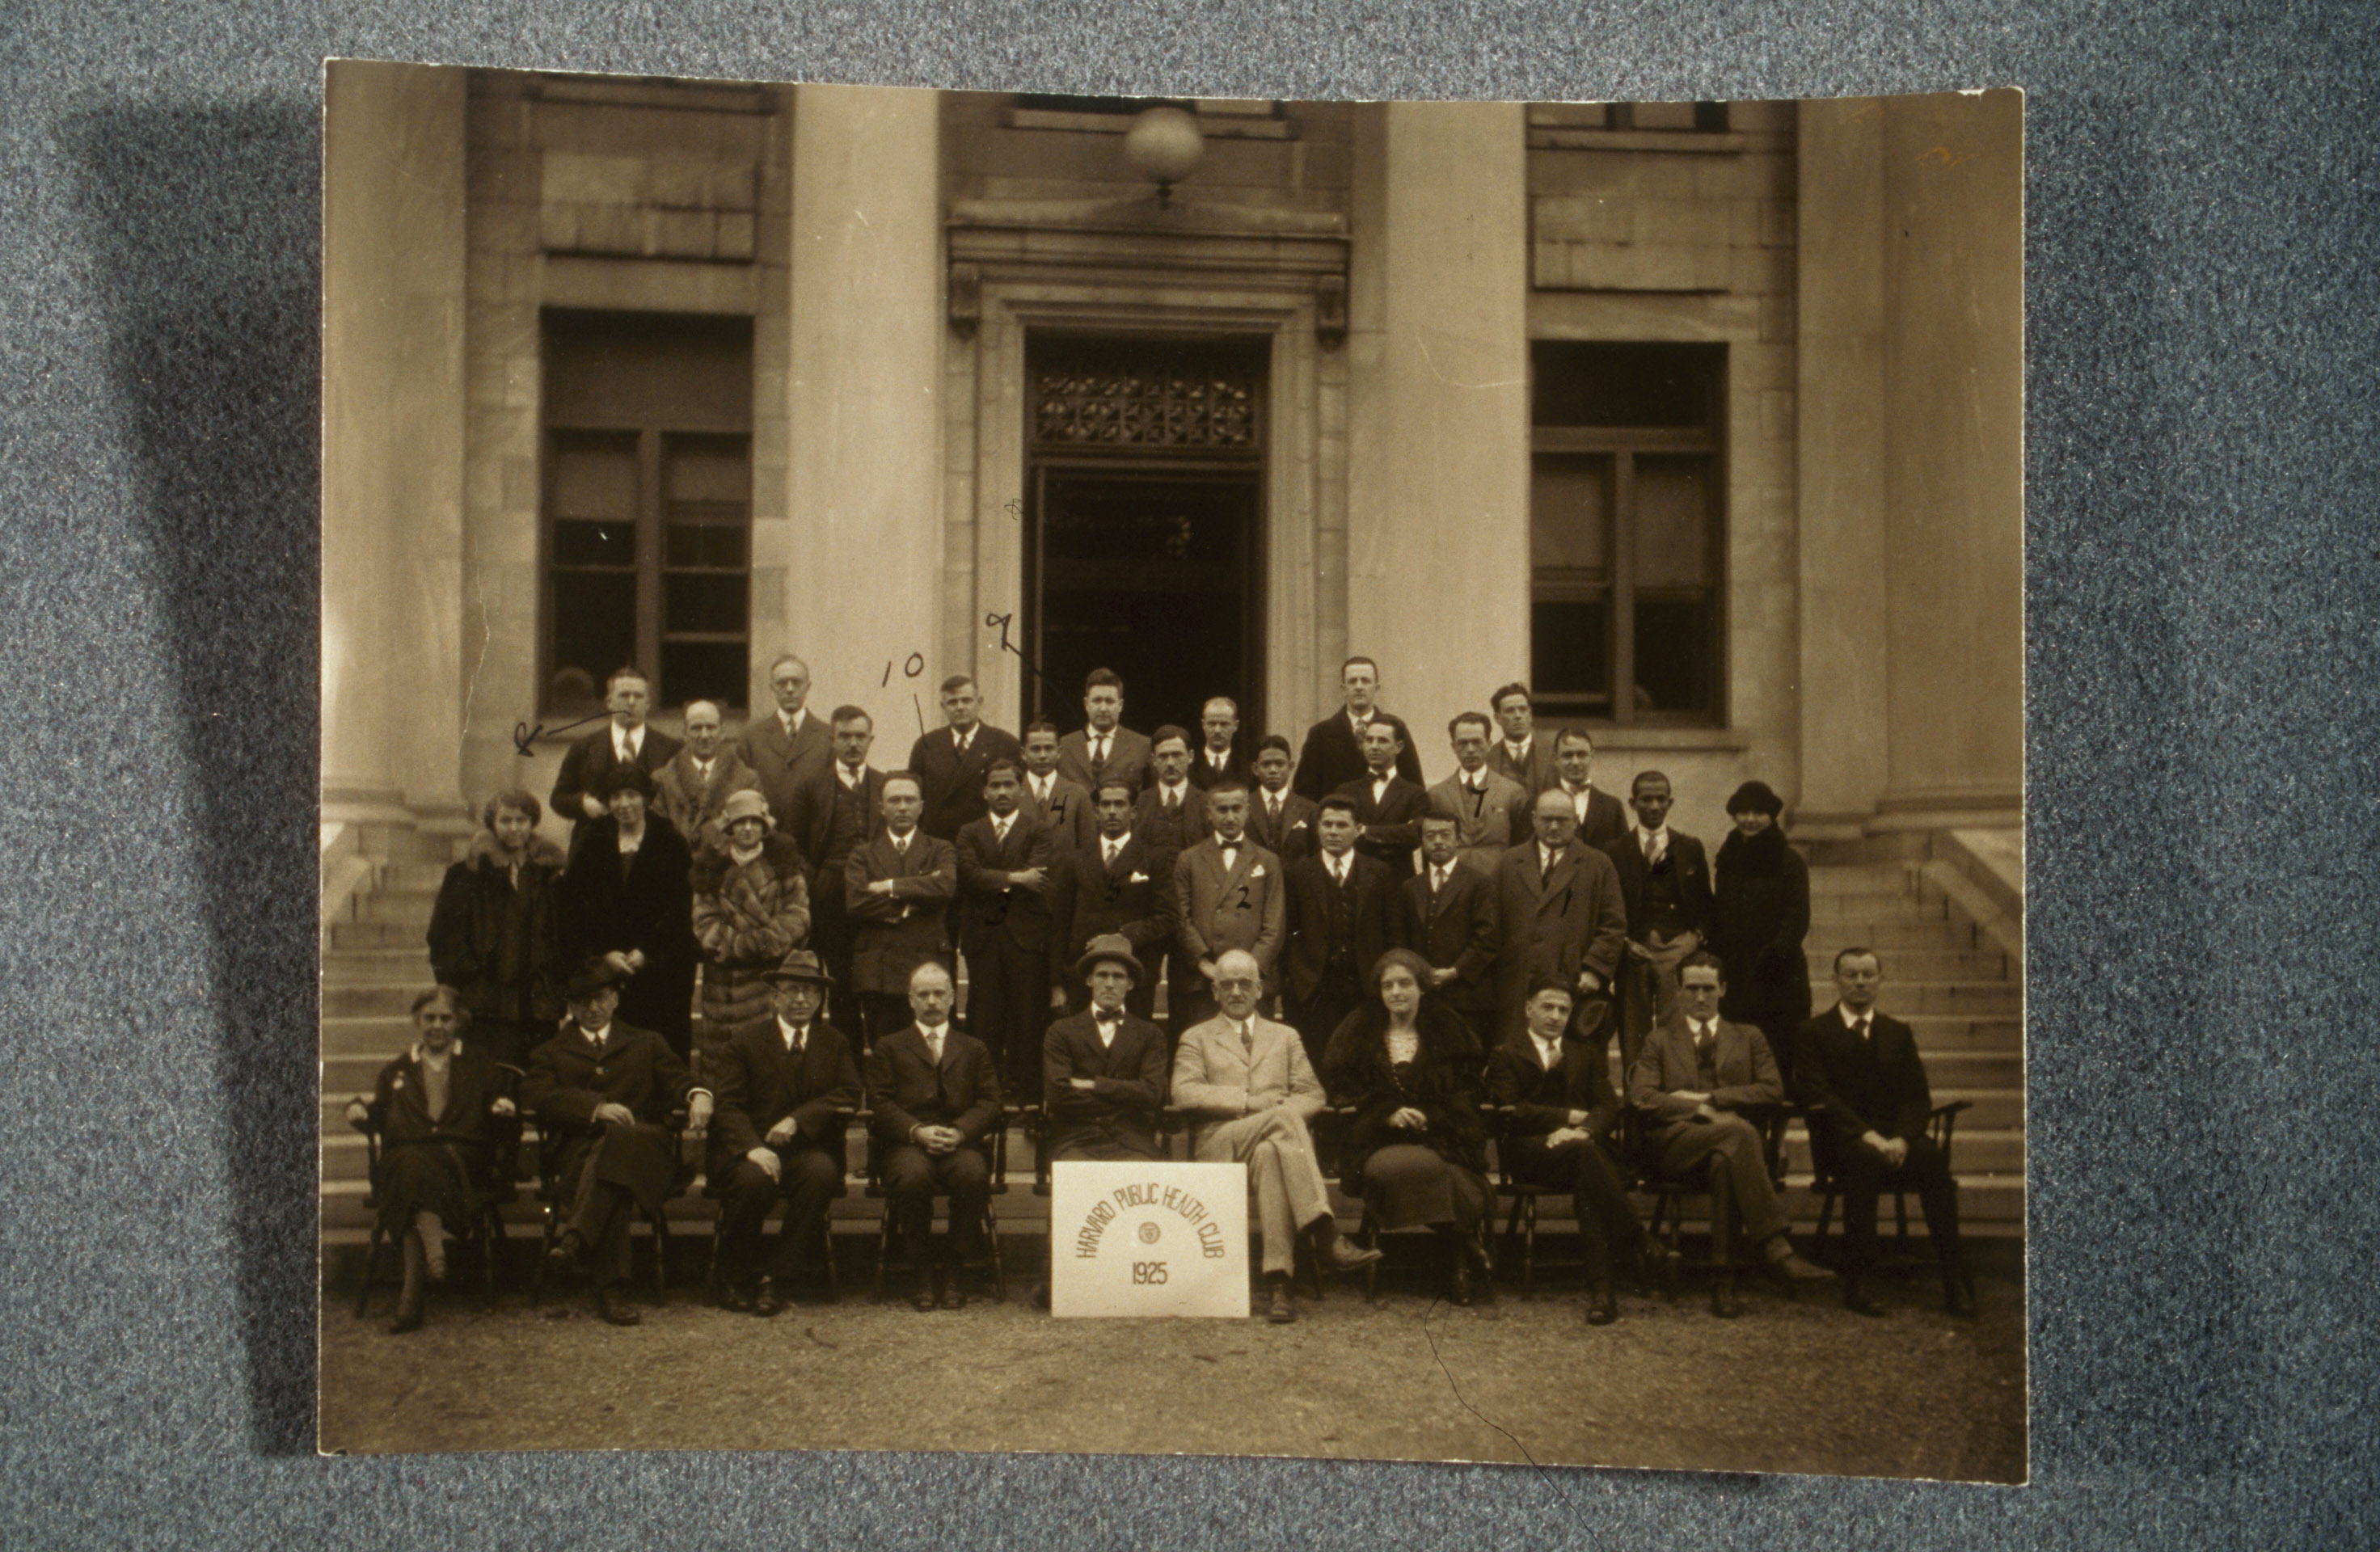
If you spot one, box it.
[1250,865,1266,878]
[1129,871,1150,884]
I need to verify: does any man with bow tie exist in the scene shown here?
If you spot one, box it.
[1291,656,1423,802]
[955,759,1059,1102]
[864,961,1003,1310]
[1172,949,1382,1322]
[1171,781,1285,1033]
[1330,720,1429,881]
[1602,770,1715,1075]
[1245,736,1317,870]
[707,951,862,1316]
[549,667,683,836]
[1427,711,1533,874]
[1491,790,1629,1048]
[1795,948,1977,1318]
[1055,667,1152,798]
[522,961,713,1326]
[1019,719,1096,858]
[783,705,888,1032]
[1392,813,1501,1045]
[1548,728,1630,850]
[1057,780,1177,1021]
[1628,952,1832,1317]
[1281,797,1395,1069]
[908,673,1023,842]
[844,771,959,1050]
[1042,935,1169,1161]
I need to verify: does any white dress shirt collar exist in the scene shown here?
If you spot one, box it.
[778,1016,808,1052]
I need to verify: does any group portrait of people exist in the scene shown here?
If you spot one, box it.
[348,652,1976,1335]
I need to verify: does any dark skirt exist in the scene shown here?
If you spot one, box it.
[375,1141,487,1234]
[1360,1144,1489,1231]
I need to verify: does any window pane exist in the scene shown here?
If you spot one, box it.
[665,438,750,503]
[1634,597,1714,714]
[551,571,637,706]
[1532,597,1610,701]
[555,520,635,567]
[701,525,747,568]
[1531,453,1612,573]
[665,572,749,634]
[1635,455,1714,588]
[661,641,747,710]
[1532,342,1723,428]
[548,438,638,517]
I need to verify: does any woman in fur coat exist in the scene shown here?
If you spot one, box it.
[426,788,567,1069]
[690,788,812,1073]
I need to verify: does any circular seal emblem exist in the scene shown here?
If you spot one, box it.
[1137,1221,1163,1246]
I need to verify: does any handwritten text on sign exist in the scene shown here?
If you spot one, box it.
[1049,1161,1249,1319]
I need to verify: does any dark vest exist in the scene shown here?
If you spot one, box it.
[825,778,870,867]
[1643,843,1688,934]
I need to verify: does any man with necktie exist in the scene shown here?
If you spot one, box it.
[1485,682,1561,799]
[1056,780,1176,1021]
[1171,949,1383,1322]
[1019,719,1096,859]
[863,962,1003,1310]
[1602,770,1715,1077]
[706,951,862,1316]
[1330,720,1429,881]
[1796,948,1977,1318]
[1490,790,1629,1048]
[1245,736,1318,871]
[1171,780,1286,1034]
[1627,952,1832,1317]
[1188,696,1251,791]
[1291,656,1423,802]
[783,705,887,1031]
[652,698,761,853]
[954,759,1059,1102]
[737,653,834,836]
[1392,813,1501,1046]
[1055,667,1152,797]
[907,673,1023,842]
[844,772,959,1050]
[1132,725,1212,858]
[1426,711,1533,874]
[1281,797,1395,1069]
[549,667,683,837]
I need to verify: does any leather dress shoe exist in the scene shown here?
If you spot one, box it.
[1842,1280,1888,1318]
[1321,1234,1385,1273]
[1944,1270,1980,1319]
[753,1278,784,1318]
[942,1279,969,1310]
[1031,1281,1052,1311]
[546,1228,586,1268]
[1639,1246,1682,1301]
[1267,1280,1296,1324]
[1767,1246,1835,1283]
[1709,1276,1744,1319]
[718,1282,755,1314]
[909,1277,937,1313]
[1449,1263,1475,1307]
[1585,1280,1618,1326]
[594,1285,642,1326]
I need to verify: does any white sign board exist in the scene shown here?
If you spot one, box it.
[1049,1160,1249,1318]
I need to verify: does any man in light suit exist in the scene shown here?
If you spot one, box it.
[1491,790,1629,1048]
[738,653,833,836]
[863,962,1002,1310]
[652,698,760,853]
[1392,813,1501,1046]
[782,706,886,1029]
[1428,711,1532,875]
[908,673,1023,843]
[1171,781,1285,1034]
[1019,720,1096,859]
[1603,770,1715,1076]
[1245,735,1317,870]
[1487,682,1561,799]
[1055,667,1152,797]
[954,759,1058,1102]
[1627,952,1832,1317]
[1330,720,1428,882]
[1292,656,1423,801]
[1056,780,1177,1021]
[843,772,959,1050]
[1549,728,1629,850]
[1173,950,1382,1322]
[550,667,683,833]
[1188,696,1251,791]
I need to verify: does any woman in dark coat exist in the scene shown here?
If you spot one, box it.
[1320,947,1495,1304]
[1707,779,1813,1093]
[344,986,517,1332]
[426,788,567,1069]
[559,765,698,1059]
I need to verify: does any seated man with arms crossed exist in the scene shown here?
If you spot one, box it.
[1171,949,1382,1323]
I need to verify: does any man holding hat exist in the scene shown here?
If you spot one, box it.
[706,950,862,1316]
[521,959,712,1326]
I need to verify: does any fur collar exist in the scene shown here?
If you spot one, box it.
[467,832,566,871]
[692,829,806,888]
[1715,823,1791,875]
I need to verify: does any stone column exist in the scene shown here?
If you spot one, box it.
[782,85,946,740]
[323,61,469,830]
[1793,98,1891,839]
[1878,90,2025,824]
[1344,102,1530,786]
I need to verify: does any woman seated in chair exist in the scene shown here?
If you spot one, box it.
[1320,948,1494,1305]
[344,986,517,1333]
[690,788,812,1080]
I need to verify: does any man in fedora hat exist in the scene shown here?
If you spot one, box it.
[706,950,863,1316]
[521,959,712,1326]
[1042,936,1170,1163]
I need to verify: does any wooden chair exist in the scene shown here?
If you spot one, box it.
[866,1103,1016,1303]
[525,1106,688,1306]
[1321,1104,1497,1304]
[1805,1099,1972,1270]
[348,1112,515,1318]
[1487,1103,1619,1296]
[1631,1103,1789,1279]
[699,1109,857,1304]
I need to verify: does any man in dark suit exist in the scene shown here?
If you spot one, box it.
[1429,711,1534,874]
[707,951,862,1315]
[1549,728,1629,850]
[1056,780,1177,1021]
[1393,814,1500,1045]
[1331,720,1428,881]
[738,653,833,835]
[863,962,1003,1310]
[1487,682,1562,799]
[782,706,886,1030]
[1042,935,1169,1160]
[1188,696,1251,791]
[1281,796,1395,1068]
[844,772,958,1049]
[1019,719,1096,858]
[1603,770,1715,1076]
[1055,667,1152,796]
[907,673,1024,842]
[1484,980,1669,1324]
[955,759,1059,1102]
[1627,952,1832,1317]
[549,667,684,834]
[1292,656,1424,800]
[1245,736,1318,871]
[1796,948,1976,1318]
[1132,725,1212,858]
[521,961,713,1326]
[1171,781,1286,1032]
[1491,790,1630,1048]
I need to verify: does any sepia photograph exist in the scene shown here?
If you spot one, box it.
[318,64,2026,1479]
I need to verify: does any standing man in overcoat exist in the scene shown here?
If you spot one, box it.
[739,653,833,836]
[1491,790,1628,1048]
[843,772,958,1049]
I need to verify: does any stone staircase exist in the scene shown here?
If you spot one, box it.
[319,843,2024,1268]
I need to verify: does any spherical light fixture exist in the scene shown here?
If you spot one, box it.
[1124,105,1205,207]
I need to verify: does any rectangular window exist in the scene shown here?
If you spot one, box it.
[541,310,753,715]
[1529,341,1724,724]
